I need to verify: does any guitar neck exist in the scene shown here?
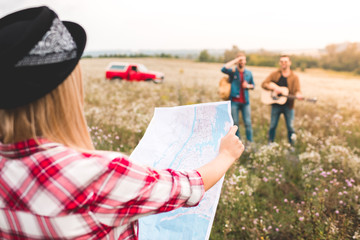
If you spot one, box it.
[283,94,298,100]
[282,94,317,103]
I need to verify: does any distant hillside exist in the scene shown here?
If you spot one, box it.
[84,49,226,59]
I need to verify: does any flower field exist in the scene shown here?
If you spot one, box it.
[81,58,360,239]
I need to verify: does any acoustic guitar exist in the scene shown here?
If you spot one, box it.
[261,86,317,105]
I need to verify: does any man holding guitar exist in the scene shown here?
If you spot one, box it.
[261,55,303,145]
[221,53,255,145]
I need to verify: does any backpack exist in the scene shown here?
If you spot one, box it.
[218,75,231,100]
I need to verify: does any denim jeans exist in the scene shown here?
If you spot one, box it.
[269,104,295,144]
[231,101,253,142]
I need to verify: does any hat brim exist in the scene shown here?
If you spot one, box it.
[63,21,87,64]
[0,21,86,109]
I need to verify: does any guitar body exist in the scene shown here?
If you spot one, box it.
[218,76,231,100]
[261,86,289,105]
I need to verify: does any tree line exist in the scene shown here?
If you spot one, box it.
[83,53,179,59]
[199,43,360,74]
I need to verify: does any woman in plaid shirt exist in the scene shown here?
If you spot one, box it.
[0,6,244,240]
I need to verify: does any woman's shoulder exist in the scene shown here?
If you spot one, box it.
[90,150,128,162]
[36,141,129,170]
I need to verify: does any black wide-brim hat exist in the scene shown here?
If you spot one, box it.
[0,6,86,109]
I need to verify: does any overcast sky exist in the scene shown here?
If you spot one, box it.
[1,0,359,52]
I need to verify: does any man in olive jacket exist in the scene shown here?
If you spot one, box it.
[261,55,303,145]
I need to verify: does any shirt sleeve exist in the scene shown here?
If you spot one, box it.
[221,66,233,75]
[90,156,205,227]
[249,72,255,88]
[293,75,301,94]
[261,71,277,89]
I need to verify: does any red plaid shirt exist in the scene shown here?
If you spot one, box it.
[0,138,204,239]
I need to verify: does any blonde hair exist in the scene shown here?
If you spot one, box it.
[237,52,246,58]
[0,64,94,151]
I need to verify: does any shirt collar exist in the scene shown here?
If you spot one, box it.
[0,138,59,158]
[278,68,293,76]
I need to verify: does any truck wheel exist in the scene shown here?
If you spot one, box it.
[111,77,122,81]
[152,78,164,84]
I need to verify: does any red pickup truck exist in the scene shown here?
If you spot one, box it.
[105,62,164,83]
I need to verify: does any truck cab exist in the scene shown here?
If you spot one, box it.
[105,62,164,83]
